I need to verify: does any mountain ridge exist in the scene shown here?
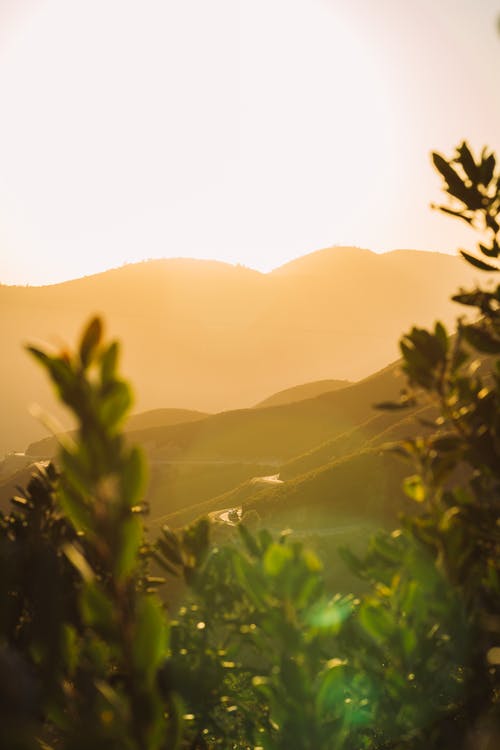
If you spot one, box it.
[1,246,479,455]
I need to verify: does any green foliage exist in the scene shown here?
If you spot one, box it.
[159,525,361,750]
[432,141,500,270]
[1,320,180,749]
[372,142,500,745]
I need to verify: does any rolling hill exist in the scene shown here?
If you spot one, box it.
[254,379,351,408]
[0,246,480,456]
[0,350,438,551]
[1,356,424,530]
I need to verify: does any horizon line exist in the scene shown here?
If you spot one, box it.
[1,244,457,289]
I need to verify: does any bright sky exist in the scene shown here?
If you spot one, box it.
[0,0,499,285]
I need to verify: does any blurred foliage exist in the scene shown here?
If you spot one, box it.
[368,141,500,746]
[1,319,176,749]
[0,141,499,748]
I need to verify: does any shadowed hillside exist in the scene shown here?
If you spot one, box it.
[3,356,419,530]
[0,247,480,454]
[24,359,406,464]
[0,348,439,539]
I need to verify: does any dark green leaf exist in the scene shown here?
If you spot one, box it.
[479,241,500,259]
[81,582,115,634]
[479,150,496,186]
[359,602,394,642]
[460,250,499,272]
[462,324,500,353]
[457,141,479,183]
[238,523,261,558]
[79,317,102,368]
[115,516,142,579]
[100,341,119,384]
[132,596,168,683]
[121,447,146,508]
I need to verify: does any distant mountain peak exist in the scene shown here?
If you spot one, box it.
[271,246,377,275]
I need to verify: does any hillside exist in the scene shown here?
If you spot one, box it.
[26,407,208,458]
[82,359,407,466]
[254,378,351,408]
[1,247,479,455]
[1,356,413,520]
[0,350,438,542]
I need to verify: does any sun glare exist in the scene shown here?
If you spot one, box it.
[0,0,399,284]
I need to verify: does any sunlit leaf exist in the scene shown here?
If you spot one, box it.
[403,475,426,503]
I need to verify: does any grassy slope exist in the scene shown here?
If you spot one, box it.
[3,358,432,534]
[121,360,406,466]
[149,403,428,531]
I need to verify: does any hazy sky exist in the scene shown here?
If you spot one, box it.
[0,0,499,285]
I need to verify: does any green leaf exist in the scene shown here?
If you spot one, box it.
[133,596,168,683]
[316,661,347,714]
[79,317,103,368]
[115,516,142,579]
[258,528,273,552]
[479,241,500,259]
[457,141,479,183]
[233,554,267,607]
[374,399,413,411]
[28,351,75,400]
[479,150,496,186]
[182,518,210,568]
[434,321,448,352]
[402,626,418,657]
[151,550,180,577]
[431,435,462,452]
[359,602,394,642]
[486,212,500,233]
[58,483,93,533]
[238,523,261,558]
[435,205,474,225]
[63,542,95,583]
[460,250,498,272]
[100,341,119,384]
[60,447,92,497]
[62,624,80,676]
[432,152,480,205]
[26,346,52,368]
[98,380,133,428]
[263,543,293,576]
[121,447,146,508]
[164,692,185,750]
[306,596,354,633]
[403,475,426,503]
[158,527,183,567]
[462,324,500,354]
[81,582,115,634]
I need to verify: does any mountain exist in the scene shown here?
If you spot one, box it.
[0,352,436,539]
[254,379,351,408]
[0,247,479,455]
[142,399,431,534]
[6,357,414,524]
[25,407,208,458]
[71,360,407,467]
